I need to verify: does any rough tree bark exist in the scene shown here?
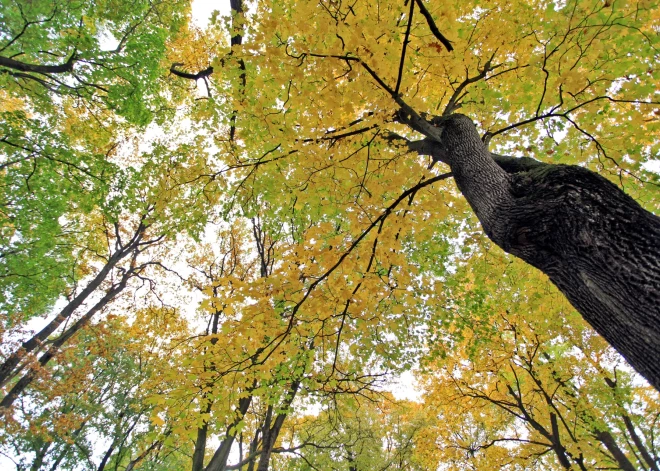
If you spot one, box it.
[402,113,660,391]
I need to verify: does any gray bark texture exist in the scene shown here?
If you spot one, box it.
[411,113,660,391]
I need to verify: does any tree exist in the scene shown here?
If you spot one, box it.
[0,307,189,471]
[2,0,660,469]
[0,0,189,123]
[0,0,193,330]
[273,394,429,471]
[419,254,660,471]
[148,0,660,394]
[169,0,660,392]
[395,111,660,391]
[250,0,660,388]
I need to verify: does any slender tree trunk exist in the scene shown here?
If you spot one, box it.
[1,271,132,408]
[245,429,260,471]
[191,307,223,471]
[97,408,140,471]
[347,452,358,471]
[0,225,144,388]
[47,445,69,471]
[30,440,51,471]
[407,113,660,390]
[602,376,658,471]
[549,414,574,470]
[191,403,212,471]
[125,431,168,471]
[109,411,143,471]
[255,380,301,471]
[97,443,116,471]
[204,393,253,471]
[46,420,88,471]
[203,214,273,471]
[594,430,638,471]
[228,0,246,142]
[504,385,575,469]
[622,415,659,471]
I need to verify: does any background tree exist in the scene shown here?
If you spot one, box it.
[273,394,429,471]
[419,254,660,471]
[0,306,189,471]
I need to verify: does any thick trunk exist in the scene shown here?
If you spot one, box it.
[420,114,660,391]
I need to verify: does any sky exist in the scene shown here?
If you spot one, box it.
[191,0,231,27]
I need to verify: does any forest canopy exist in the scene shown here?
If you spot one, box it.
[0,0,659,470]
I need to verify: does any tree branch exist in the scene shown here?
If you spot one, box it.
[414,0,453,51]
[394,0,416,96]
[169,63,214,81]
[0,52,76,74]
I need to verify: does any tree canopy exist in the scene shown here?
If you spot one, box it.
[0,0,658,470]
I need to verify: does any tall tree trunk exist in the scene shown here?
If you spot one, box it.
[191,413,210,471]
[191,308,222,471]
[46,420,88,471]
[125,431,169,471]
[594,430,638,471]
[203,215,275,471]
[29,440,51,471]
[245,429,261,471]
[1,270,132,408]
[549,413,574,470]
[255,380,301,471]
[97,443,116,471]
[0,223,144,388]
[405,113,660,390]
[605,376,660,471]
[347,452,358,471]
[203,393,253,471]
[621,414,659,471]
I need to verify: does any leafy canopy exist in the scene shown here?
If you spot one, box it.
[0,0,659,470]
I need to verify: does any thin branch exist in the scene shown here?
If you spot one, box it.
[395,0,415,96]
[414,0,453,51]
[443,54,498,116]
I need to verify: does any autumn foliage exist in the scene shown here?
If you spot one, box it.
[0,0,658,470]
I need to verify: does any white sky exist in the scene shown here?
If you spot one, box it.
[191,0,231,27]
